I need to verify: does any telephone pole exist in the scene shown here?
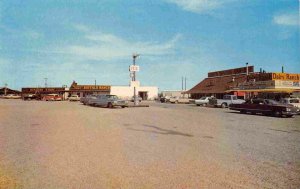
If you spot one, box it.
[44,78,48,88]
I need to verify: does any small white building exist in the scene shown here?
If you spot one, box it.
[111,81,158,100]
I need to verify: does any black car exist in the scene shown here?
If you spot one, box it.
[229,98,299,117]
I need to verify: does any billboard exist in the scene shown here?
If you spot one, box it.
[272,73,300,81]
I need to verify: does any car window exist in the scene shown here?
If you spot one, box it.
[200,97,206,100]
[290,99,299,103]
[232,96,237,100]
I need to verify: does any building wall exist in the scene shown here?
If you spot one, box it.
[110,85,158,100]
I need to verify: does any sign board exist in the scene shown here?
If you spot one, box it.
[129,65,140,72]
[275,80,300,89]
[238,81,275,90]
[272,73,300,81]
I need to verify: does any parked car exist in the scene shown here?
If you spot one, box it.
[280,98,300,108]
[229,98,299,117]
[42,94,62,101]
[81,94,97,105]
[88,94,128,108]
[69,95,80,101]
[195,96,212,106]
[130,96,142,102]
[23,94,38,100]
[209,95,245,108]
[159,96,171,103]
[0,94,22,99]
[169,96,191,104]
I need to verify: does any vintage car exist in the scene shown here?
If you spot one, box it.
[68,95,80,101]
[87,94,128,108]
[42,94,62,101]
[195,96,212,106]
[80,94,97,105]
[169,96,191,104]
[229,98,299,117]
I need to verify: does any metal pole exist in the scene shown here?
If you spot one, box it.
[4,83,7,96]
[184,77,186,91]
[132,54,139,106]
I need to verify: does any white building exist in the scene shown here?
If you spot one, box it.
[111,81,158,100]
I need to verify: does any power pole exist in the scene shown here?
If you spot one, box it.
[132,53,139,106]
[184,77,187,91]
[4,83,7,96]
[44,78,48,88]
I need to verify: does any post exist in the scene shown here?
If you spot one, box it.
[132,54,139,106]
[4,83,7,96]
[246,62,249,75]
[182,77,183,91]
[184,77,186,91]
[281,66,284,73]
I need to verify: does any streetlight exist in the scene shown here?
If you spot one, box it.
[132,53,140,106]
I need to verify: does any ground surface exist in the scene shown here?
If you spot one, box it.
[0,99,299,189]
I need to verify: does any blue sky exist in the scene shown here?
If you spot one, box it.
[0,0,299,90]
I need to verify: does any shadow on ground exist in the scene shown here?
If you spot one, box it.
[127,124,193,137]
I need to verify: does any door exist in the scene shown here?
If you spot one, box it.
[138,91,148,100]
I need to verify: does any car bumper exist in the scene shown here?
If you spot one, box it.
[282,111,298,115]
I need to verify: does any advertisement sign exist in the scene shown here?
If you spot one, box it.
[272,73,300,81]
[238,80,275,90]
[129,65,140,72]
[275,80,300,89]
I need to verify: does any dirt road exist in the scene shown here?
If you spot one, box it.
[0,100,299,188]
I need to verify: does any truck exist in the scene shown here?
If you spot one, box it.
[209,95,245,108]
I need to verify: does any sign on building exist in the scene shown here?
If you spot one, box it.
[129,65,140,72]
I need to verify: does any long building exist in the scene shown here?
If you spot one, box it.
[186,65,300,99]
[186,66,253,99]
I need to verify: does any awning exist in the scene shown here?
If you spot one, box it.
[226,88,300,93]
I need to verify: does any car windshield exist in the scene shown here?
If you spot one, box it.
[264,99,280,105]
[290,99,299,103]
[200,97,206,100]
[107,95,118,100]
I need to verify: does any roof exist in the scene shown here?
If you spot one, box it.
[185,74,248,94]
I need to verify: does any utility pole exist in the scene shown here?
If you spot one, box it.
[184,77,187,91]
[4,83,7,96]
[182,77,184,91]
[44,78,48,88]
[132,53,139,106]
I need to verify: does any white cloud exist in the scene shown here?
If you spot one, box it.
[165,0,233,13]
[65,29,182,60]
[273,12,299,26]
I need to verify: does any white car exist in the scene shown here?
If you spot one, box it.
[169,96,191,104]
[280,98,300,108]
[195,97,211,106]
[69,95,80,101]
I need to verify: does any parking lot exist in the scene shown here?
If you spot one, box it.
[0,99,300,188]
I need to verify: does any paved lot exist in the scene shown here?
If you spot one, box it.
[0,99,300,189]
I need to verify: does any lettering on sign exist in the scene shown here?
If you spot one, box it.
[272,73,300,81]
[129,65,140,72]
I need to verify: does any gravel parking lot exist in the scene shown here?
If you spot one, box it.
[0,99,300,188]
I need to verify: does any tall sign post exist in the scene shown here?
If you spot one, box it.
[130,54,140,106]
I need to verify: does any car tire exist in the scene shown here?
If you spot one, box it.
[121,106,126,108]
[107,102,113,108]
[203,103,207,107]
[196,104,200,106]
[240,110,246,114]
[274,111,282,117]
[175,100,178,104]
[221,103,227,108]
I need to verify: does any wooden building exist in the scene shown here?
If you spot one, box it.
[185,66,253,99]
[69,81,111,97]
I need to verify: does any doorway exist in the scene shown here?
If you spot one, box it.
[138,91,148,100]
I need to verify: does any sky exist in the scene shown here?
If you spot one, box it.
[0,0,299,91]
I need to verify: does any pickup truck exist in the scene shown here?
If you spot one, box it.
[209,95,245,108]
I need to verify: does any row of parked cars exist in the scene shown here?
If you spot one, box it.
[160,94,300,118]
[80,94,128,108]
